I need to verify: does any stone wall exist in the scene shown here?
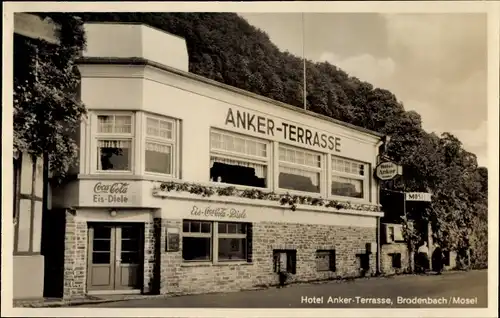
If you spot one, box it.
[158,220,377,296]
[380,243,409,275]
[63,211,88,299]
[143,220,156,294]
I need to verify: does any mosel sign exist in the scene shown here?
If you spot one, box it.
[405,192,432,202]
[375,161,401,181]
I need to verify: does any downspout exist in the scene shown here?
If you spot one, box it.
[374,135,390,275]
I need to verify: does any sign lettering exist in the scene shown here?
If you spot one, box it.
[190,205,247,219]
[93,182,130,204]
[405,192,432,202]
[225,108,341,152]
[375,162,400,180]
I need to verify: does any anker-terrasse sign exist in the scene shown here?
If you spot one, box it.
[225,108,342,153]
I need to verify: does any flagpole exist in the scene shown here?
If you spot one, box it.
[302,12,306,110]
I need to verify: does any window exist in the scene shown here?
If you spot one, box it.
[210,129,269,188]
[145,116,176,175]
[182,220,251,263]
[316,250,336,272]
[273,249,297,274]
[388,226,395,242]
[331,157,368,199]
[182,220,212,261]
[443,251,451,266]
[96,114,133,172]
[357,253,370,271]
[391,253,402,269]
[278,145,322,193]
[218,222,247,261]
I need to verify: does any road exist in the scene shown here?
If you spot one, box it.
[81,270,487,308]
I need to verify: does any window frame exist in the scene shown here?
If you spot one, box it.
[181,220,251,264]
[144,114,178,178]
[315,249,336,272]
[92,111,135,174]
[181,220,213,262]
[391,253,402,269]
[209,128,271,190]
[273,249,297,274]
[277,143,325,197]
[217,222,248,262]
[329,155,370,202]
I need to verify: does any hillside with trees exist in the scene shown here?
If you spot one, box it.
[78,12,488,269]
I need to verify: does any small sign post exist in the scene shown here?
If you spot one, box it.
[375,161,402,181]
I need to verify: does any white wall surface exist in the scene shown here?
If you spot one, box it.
[63,23,384,224]
[83,23,189,72]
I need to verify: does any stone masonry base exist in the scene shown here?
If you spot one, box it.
[62,215,380,298]
[159,220,377,296]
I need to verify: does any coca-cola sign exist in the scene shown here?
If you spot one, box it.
[93,182,130,204]
[190,205,247,219]
[93,182,129,194]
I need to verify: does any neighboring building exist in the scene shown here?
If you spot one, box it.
[46,22,388,299]
[12,13,58,300]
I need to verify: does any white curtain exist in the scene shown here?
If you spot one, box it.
[280,165,319,186]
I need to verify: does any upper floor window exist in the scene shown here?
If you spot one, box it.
[331,157,368,200]
[278,144,323,194]
[210,129,269,188]
[145,116,176,176]
[96,114,134,172]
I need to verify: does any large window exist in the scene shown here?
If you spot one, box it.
[210,130,269,188]
[278,145,322,193]
[182,220,251,263]
[182,220,212,261]
[218,222,247,261]
[331,157,368,199]
[96,114,133,172]
[145,116,176,175]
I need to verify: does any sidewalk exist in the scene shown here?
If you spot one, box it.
[13,270,470,308]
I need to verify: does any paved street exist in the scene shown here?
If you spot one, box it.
[81,270,487,308]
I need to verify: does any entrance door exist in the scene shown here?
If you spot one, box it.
[87,223,143,292]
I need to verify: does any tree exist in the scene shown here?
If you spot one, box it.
[14,14,87,180]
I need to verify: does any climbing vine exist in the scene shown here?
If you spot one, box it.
[13,13,87,181]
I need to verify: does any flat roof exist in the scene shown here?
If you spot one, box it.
[78,56,386,139]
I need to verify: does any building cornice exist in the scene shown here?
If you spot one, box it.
[77,56,386,140]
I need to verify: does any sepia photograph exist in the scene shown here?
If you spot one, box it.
[2,1,498,317]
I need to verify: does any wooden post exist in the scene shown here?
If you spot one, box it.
[427,221,433,271]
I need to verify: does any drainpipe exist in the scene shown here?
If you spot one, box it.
[376,216,381,275]
[374,136,387,276]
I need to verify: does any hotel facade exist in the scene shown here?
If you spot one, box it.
[41,22,394,298]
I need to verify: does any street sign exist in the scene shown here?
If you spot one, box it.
[375,161,400,180]
[405,192,432,202]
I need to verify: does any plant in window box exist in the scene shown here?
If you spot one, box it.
[156,181,382,213]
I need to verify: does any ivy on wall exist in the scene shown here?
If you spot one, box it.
[156,181,382,213]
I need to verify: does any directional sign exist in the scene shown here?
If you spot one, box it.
[405,192,432,202]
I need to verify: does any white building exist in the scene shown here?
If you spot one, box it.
[45,22,388,298]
